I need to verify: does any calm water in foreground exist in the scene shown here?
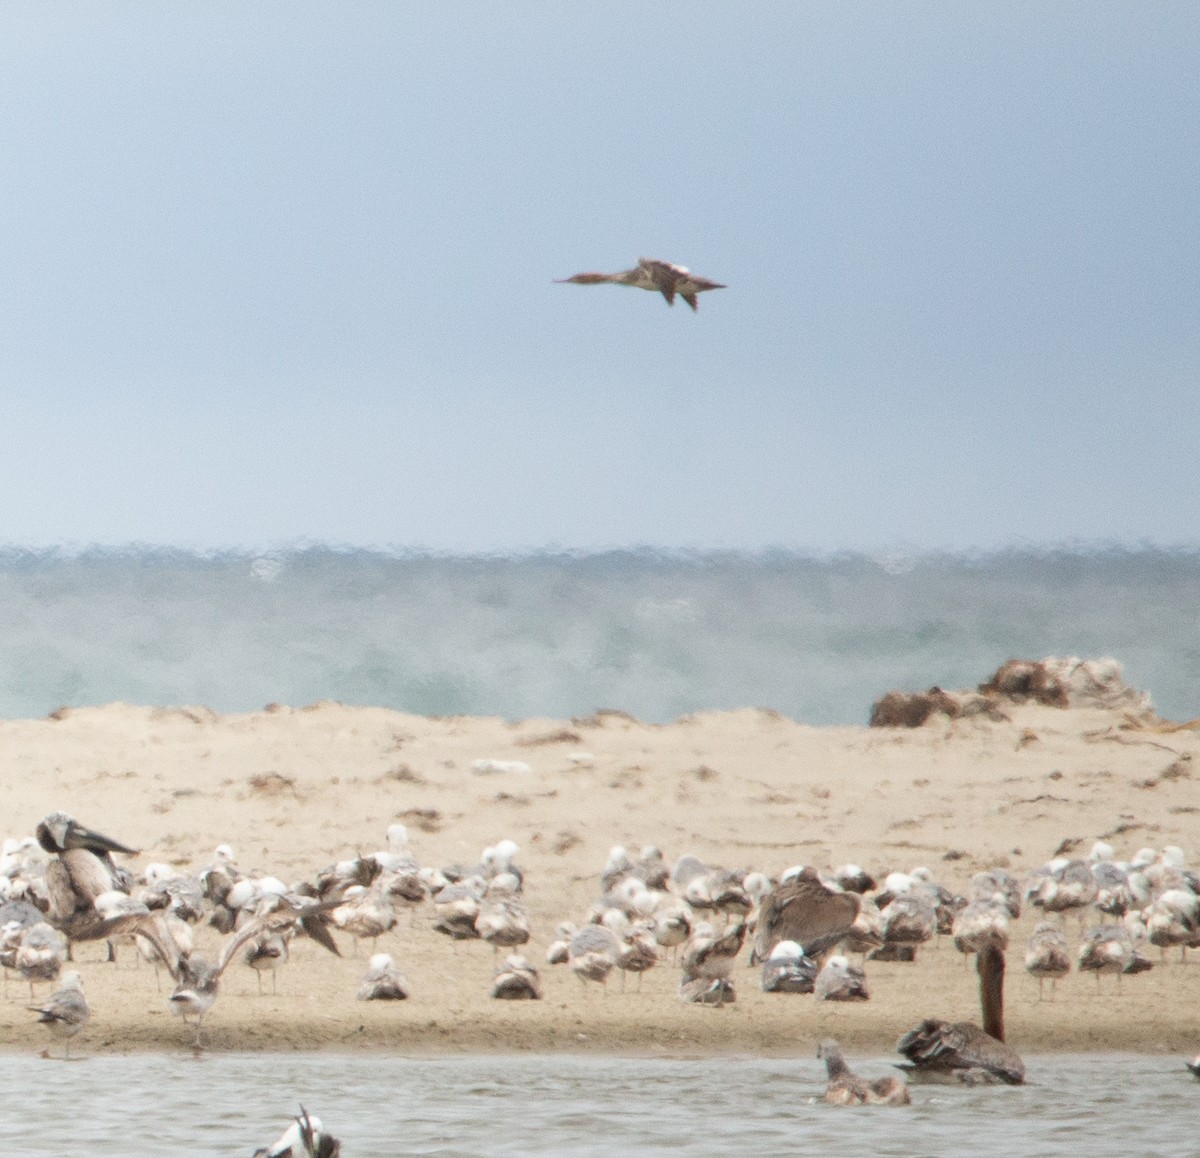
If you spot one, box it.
[0,1052,1189,1156]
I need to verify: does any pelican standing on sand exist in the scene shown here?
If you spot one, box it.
[555,257,726,311]
[28,970,89,1059]
[36,812,147,944]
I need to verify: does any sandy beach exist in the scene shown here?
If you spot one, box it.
[2,692,1199,1056]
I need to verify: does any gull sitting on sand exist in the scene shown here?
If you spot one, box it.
[490,954,542,1000]
[760,940,818,994]
[28,970,89,1059]
[814,954,869,1002]
[356,952,410,1001]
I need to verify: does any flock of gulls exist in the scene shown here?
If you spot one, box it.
[4,812,1200,1148]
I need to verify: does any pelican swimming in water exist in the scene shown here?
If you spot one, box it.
[253,1106,341,1158]
[555,257,726,311]
[818,1039,910,1106]
[35,812,147,945]
[896,943,1025,1085]
[28,970,89,1059]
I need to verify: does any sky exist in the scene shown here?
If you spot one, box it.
[1,3,1197,554]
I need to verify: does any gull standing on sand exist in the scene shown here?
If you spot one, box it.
[1024,921,1071,999]
[14,921,67,997]
[567,924,621,991]
[555,258,726,311]
[28,970,89,1059]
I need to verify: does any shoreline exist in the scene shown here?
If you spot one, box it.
[2,698,1199,1057]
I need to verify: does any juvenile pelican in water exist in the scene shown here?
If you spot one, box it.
[555,257,726,311]
[818,1039,910,1106]
[253,1106,341,1158]
[28,970,89,1059]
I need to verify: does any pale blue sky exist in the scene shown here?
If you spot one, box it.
[1,3,1196,552]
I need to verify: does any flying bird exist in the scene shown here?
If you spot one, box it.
[555,257,725,311]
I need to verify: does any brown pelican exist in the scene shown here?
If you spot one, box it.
[253,1106,341,1158]
[35,812,146,944]
[818,1040,910,1106]
[753,869,859,964]
[555,258,725,311]
[490,953,542,1000]
[28,970,89,1059]
[356,952,410,1001]
[1024,921,1071,999]
[896,943,1025,1085]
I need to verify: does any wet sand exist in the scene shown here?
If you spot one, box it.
[1,699,1198,1054]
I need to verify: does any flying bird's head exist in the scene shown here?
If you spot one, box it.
[554,272,615,285]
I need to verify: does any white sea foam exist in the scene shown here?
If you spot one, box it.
[0,546,1196,723]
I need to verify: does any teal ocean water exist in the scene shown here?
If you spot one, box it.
[0,546,1197,723]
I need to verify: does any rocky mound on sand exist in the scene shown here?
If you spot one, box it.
[870,656,1156,728]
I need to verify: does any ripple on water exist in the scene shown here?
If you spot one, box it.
[0,1053,1190,1156]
